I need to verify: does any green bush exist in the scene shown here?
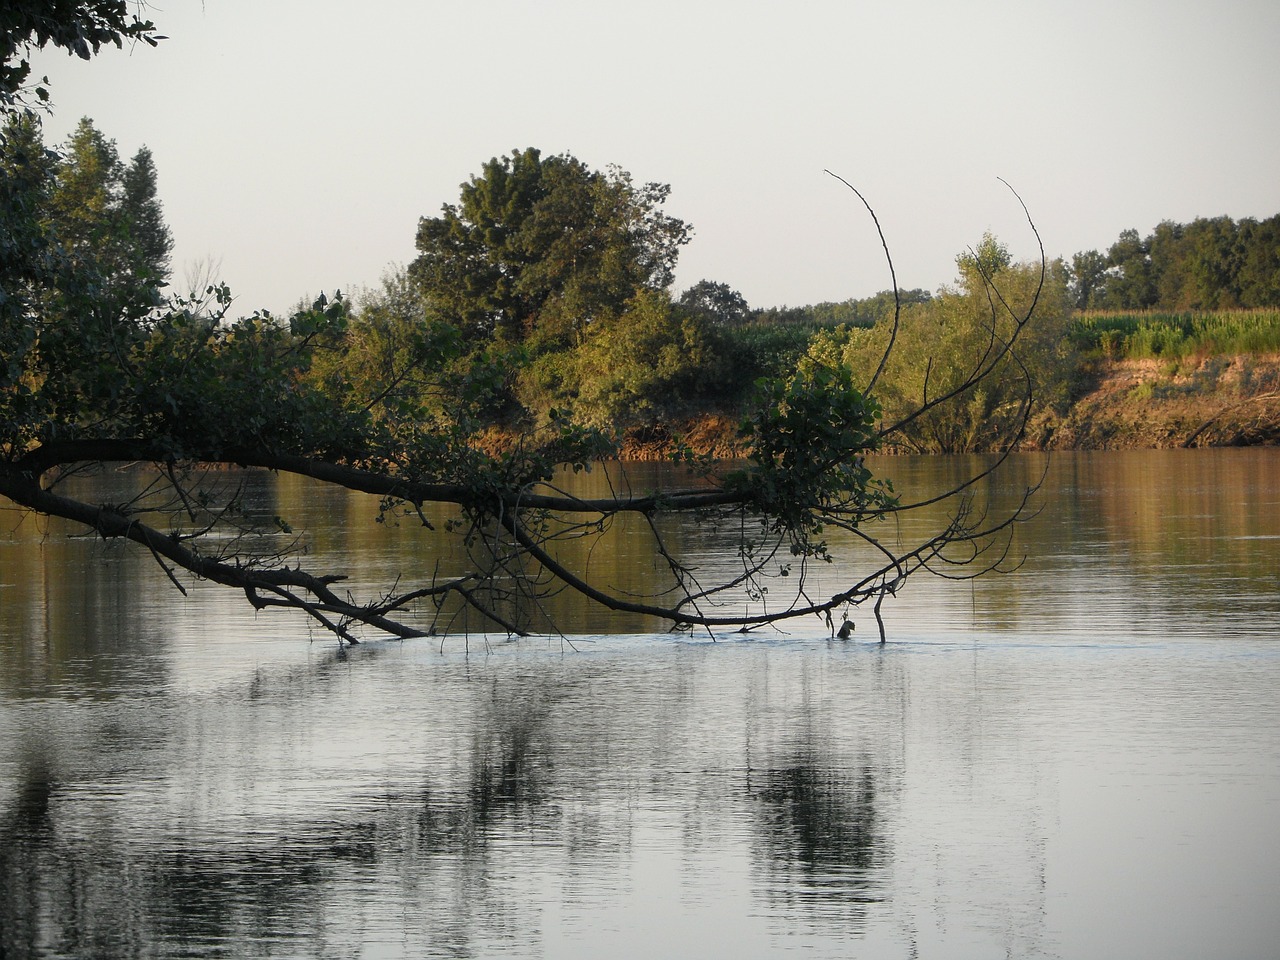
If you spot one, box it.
[707,323,818,405]
[802,247,1075,453]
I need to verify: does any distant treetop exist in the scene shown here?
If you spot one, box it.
[1068,214,1280,311]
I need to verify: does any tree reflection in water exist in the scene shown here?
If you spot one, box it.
[0,753,55,956]
[413,684,559,853]
[0,753,336,956]
[748,748,886,928]
[5,450,1279,956]
[0,640,901,956]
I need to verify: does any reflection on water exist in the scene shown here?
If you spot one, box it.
[1,449,1279,959]
[749,750,884,922]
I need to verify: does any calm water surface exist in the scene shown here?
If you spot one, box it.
[1,449,1278,959]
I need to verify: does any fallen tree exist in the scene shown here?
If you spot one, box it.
[1,4,1046,645]
[0,203,1046,645]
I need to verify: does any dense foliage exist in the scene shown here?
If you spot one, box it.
[726,362,895,557]
[1,112,177,458]
[804,236,1073,453]
[750,288,933,329]
[406,147,710,427]
[411,147,690,349]
[1068,215,1280,311]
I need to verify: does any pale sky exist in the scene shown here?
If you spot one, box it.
[29,0,1280,316]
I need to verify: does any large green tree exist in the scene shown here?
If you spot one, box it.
[1237,215,1280,307]
[47,117,172,286]
[679,279,751,327]
[544,288,715,430]
[1,112,174,451]
[121,143,173,282]
[2,114,171,293]
[1102,228,1157,309]
[1067,249,1108,310]
[410,147,691,347]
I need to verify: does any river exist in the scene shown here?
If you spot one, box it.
[1,448,1278,959]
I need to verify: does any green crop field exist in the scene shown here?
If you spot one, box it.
[1070,309,1280,359]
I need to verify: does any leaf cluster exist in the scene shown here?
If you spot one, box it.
[729,363,895,559]
[1,0,161,109]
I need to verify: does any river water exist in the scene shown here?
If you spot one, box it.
[1,449,1278,959]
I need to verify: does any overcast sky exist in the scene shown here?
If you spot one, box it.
[29,0,1280,316]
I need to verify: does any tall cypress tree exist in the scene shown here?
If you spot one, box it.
[121,145,173,285]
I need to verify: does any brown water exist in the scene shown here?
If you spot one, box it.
[1,449,1278,958]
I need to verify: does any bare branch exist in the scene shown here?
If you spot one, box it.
[824,170,900,396]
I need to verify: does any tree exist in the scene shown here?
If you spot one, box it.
[121,144,173,283]
[679,279,751,327]
[49,118,171,286]
[410,148,691,347]
[805,225,1071,454]
[0,112,175,463]
[2,114,172,316]
[0,15,1046,646]
[1102,228,1157,309]
[553,288,715,429]
[1237,215,1280,307]
[49,116,121,245]
[1178,217,1243,309]
[1067,249,1107,310]
[960,231,1013,279]
[1145,218,1185,308]
[0,111,54,448]
[411,148,699,426]
[1078,214,1280,312]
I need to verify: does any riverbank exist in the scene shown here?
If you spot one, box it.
[1043,354,1280,449]
[615,354,1280,459]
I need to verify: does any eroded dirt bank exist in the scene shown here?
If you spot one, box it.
[1042,355,1280,450]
